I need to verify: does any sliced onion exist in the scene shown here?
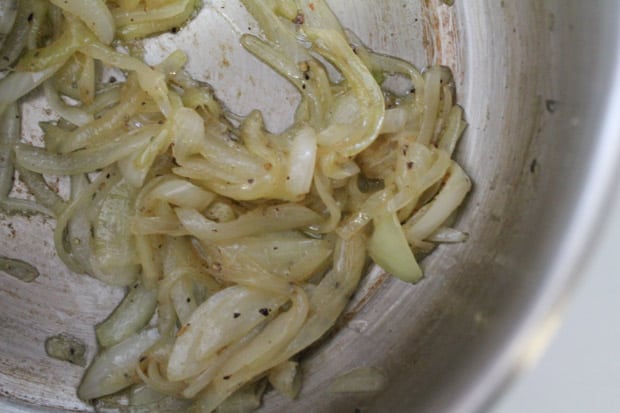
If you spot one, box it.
[195,236,366,412]
[116,0,196,40]
[49,0,115,44]
[0,0,32,70]
[96,283,158,348]
[15,129,152,175]
[15,165,65,216]
[80,43,171,116]
[285,126,317,199]
[17,17,95,73]
[113,0,191,26]
[0,0,17,36]
[380,107,409,134]
[217,287,309,380]
[215,231,333,283]
[175,204,322,242]
[307,28,385,156]
[0,64,62,115]
[43,80,93,126]
[369,210,422,283]
[90,179,140,286]
[166,285,288,381]
[78,329,160,401]
[403,162,472,242]
[0,103,19,198]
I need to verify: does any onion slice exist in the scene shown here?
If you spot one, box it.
[49,0,115,45]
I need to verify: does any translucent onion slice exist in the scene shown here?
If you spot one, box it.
[0,0,17,36]
[114,0,197,40]
[216,231,333,283]
[113,0,192,26]
[298,0,346,37]
[403,162,472,242]
[90,180,140,286]
[0,103,19,198]
[175,204,322,242]
[77,329,160,401]
[43,80,93,126]
[180,322,265,399]
[15,165,65,216]
[49,0,115,45]
[240,0,309,64]
[215,287,309,381]
[203,245,296,295]
[14,128,153,175]
[0,0,32,71]
[166,285,288,381]
[95,283,158,348]
[53,167,120,273]
[285,126,317,199]
[306,28,385,157]
[0,64,62,115]
[80,43,171,116]
[195,236,366,412]
[369,210,422,283]
[142,178,216,210]
[16,17,95,72]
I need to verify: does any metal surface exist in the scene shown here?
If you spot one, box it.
[2,1,620,412]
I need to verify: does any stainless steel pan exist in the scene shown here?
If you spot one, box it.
[2,1,620,412]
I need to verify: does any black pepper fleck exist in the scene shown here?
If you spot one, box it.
[259,308,270,316]
[293,12,305,25]
[233,312,241,318]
